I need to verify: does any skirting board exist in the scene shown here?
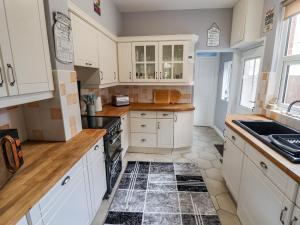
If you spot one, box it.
[213,125,224,140]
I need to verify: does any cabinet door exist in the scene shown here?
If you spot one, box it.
[222,138,244,201]
[118,43,133,82]
[16,216,28,225]
[88,142,107,215]
[230,0,246,46]
[132,42,158,82]
[99,33,117,84]
[71,13,98,68]
[290,206,300,225]
[121,114,130,158]
[157,119,174,148]
[3,0,53,95]
[174,111,193,148]
[159,41,189,83]
[238,157,294,225]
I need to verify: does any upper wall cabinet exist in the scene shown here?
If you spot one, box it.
[230,0,264,48]
[118,43,133,82]
[71,13,99,68]
[0,0,53,97]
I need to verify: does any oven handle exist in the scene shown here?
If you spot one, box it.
[110,148,123,162]
[109,132,122,145]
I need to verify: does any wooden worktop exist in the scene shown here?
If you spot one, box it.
[226,114,300,183]
[90,103,195,117]
[0,129,106,225]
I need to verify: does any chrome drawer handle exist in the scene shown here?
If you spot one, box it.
[163,113,169,116]
[232,135,236,141]
[280,207,288,224]
[141,139,146,142]
[157,122,160,129]
[85,62,92,66]
[141,113,146,116]
[141,124,146,127]
[94,145,99,151]
[100,71,104,80]
[61,176,71,186]
[260,161,268,170]
[290,216,298,225]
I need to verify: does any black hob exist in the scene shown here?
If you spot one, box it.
[82,116,120,137]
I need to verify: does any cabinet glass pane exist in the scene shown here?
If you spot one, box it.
[174,45,184,61]
[135,46,144,62]
[146,63,156,79]
[146,46,155,62]
[162,63,172,79]
[163,45,172,61]
[136,64,145,79]
[173,63,183,79]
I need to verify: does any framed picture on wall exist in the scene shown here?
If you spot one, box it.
[94,0,101,16]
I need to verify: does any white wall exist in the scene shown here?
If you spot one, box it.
[121,8,233,50]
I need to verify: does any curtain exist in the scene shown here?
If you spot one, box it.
[283,0,300,19]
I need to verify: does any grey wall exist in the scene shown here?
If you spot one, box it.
[121,8,233,50]
[214,52,233,132]
[70,0,122,35]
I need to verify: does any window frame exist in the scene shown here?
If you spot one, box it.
[276,14,300,113]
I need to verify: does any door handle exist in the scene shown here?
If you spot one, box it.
[94,145,99,151]
[280,207,288,224]
[174,114,178,122]
[61,176,71,186]
[0,67,3,86]
[290,216,298,225]
[260,161,268,170]
[7,64,16,86]
[100,71,104,80]
[141,124,146,127]
[157,122,160,129]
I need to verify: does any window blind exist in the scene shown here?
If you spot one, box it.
[283,0,300,19]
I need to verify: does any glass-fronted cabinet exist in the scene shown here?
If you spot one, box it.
[159,41,188,82]
[132,42,158,82]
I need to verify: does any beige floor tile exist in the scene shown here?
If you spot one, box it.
[216,192,237,214]
[205,178,228,196]
[206,168,224,182]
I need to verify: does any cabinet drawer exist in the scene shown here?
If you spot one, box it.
[130,118,157,133]
[225,127,245,151]
[245,143,298,201]
[131,133,156,147]
[38,158,84,213]
[87,139,104,163]
[157,112,174,119]
[130,111,157,119]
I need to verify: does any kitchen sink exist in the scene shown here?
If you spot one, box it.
[233,120,300,163]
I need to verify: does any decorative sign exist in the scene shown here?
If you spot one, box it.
[53,12,73,64]
[207,23,220,47]
[264,8,275,32]
[94,0,101,16]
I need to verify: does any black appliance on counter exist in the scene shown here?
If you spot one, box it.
[82,116,123,198]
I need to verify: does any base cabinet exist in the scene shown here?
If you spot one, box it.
[290,206,300,225]
[16,216,28,225]
[237,157,293,225]
[121,114,130,158]
[157,119,174,148]
[222,138,244,201]
[174,111,193,148]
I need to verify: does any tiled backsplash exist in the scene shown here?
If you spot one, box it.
[0,106,28,142]
[81,85,193,105]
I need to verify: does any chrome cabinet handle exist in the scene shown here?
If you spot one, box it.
[100,71,104,80]
[260,161,268,170]
[141,138,146,142]
[163,113,169,116]
[141,124,146,127]
[141,113,146,116]
[94,145,99,151]
[85,62,92,66]
[0,67,3,86]
[7,64,15,86]
[157,122,160,129]
[174,114,178,122]
[290,216,298,225]
[61,176,71,186]
[155,72,158,79]
[280,207,288,224]
[129,72,132,80]
[231,135,236,141]
[159,72,162,79]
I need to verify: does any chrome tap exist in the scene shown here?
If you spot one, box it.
[287,100,300,113]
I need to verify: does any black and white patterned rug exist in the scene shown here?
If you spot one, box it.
[104,161,221,225]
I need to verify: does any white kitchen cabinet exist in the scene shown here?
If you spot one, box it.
[290,205,300,225]
[0,0,53,95]
[174,111,194,148]
[87,140,107,217]
[99,33,118,84]
[118,43,133,82]
[121,114,130,158]
[157,119,174,148]
[238,157,294,225]
[71,13,98,68]
[132,42,159,82]
[230,0,264,48]
[159,41,190,83]
[0,55,8,97]
[131,133,157,148]
[130,118,157,133]
[222,138,244,201]
[16,216,28,225]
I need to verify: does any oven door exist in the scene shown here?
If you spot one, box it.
[106,132,122,160]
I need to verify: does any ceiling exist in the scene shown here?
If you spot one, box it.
[112,0,238,12]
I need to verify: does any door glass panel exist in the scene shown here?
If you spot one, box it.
[136,64,145,79]
[162,63,172,79]
[163,45,172,61]
[173,63,183,79]
[146,63,156,79]
[174,45,184,61]
[146,46,155,62]
[135,46,144,62]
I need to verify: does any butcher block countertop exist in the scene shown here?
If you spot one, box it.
[0,129,106,225]
[226,114,300,183]
[91,103,195,117]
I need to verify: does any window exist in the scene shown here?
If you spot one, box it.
[221,61,232,101]
[278,13,300,109]
[240,57,261,110]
